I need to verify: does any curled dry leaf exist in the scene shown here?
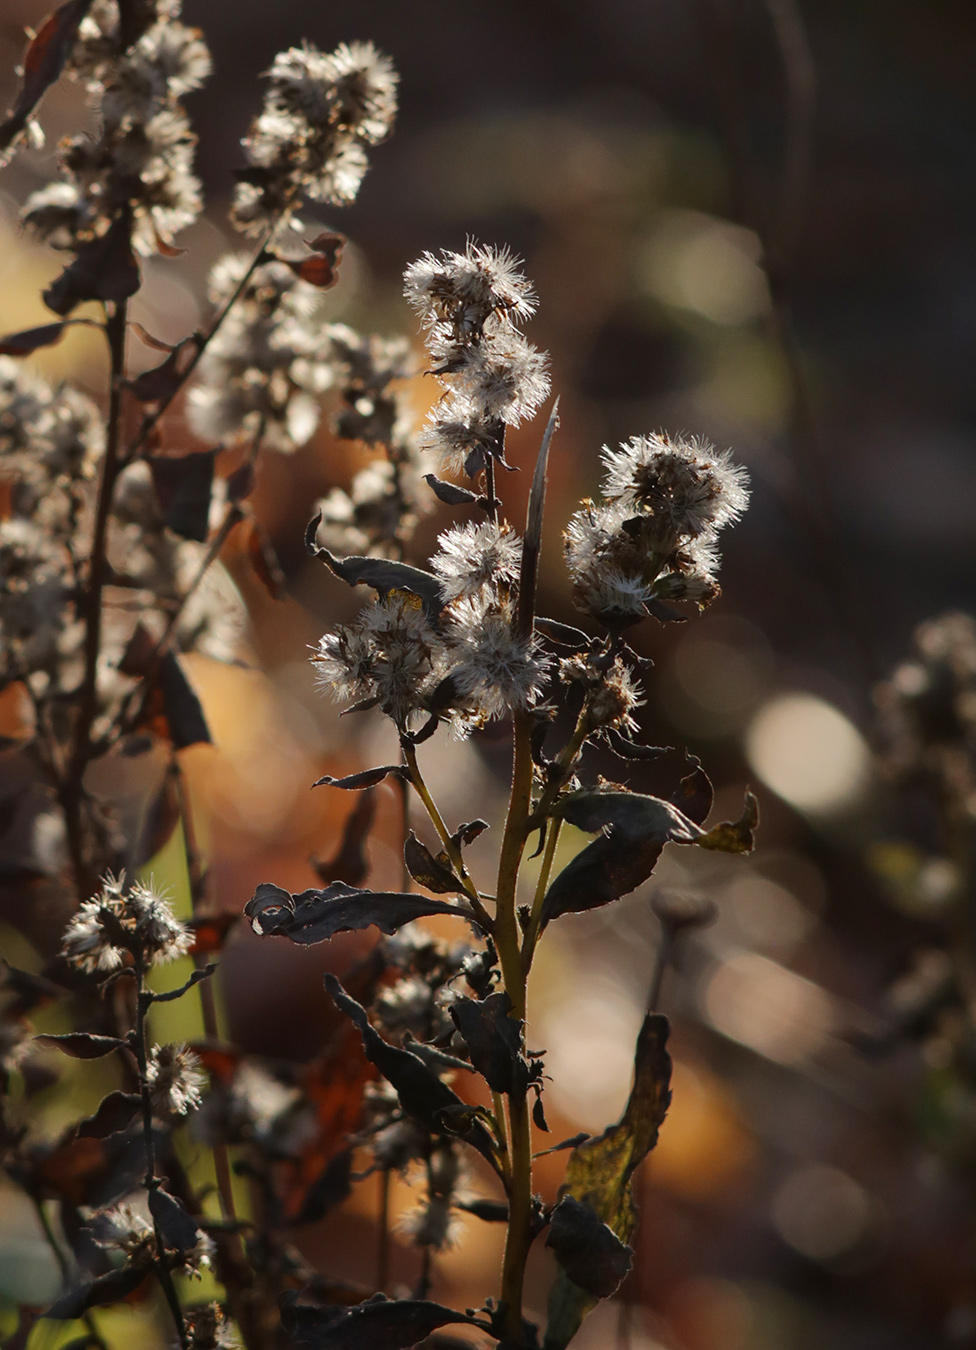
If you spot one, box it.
[245,880,472,944]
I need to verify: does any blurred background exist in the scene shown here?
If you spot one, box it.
[2,2,976,1347]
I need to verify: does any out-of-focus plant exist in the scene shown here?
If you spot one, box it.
[0,5,756,1348]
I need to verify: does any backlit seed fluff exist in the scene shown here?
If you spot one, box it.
[431,520,522,603]
[600,433,749,539]
[404,243,537,334]
[147,1042,206,1117]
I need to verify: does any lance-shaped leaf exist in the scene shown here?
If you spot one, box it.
[0,319,98,356]
[76,1091,141,1140]
[245,881,472,944]
[148,1187,201,1253]
[540,782,757,927]
[517,399,559,640]
[35,1032,126,1059]
[306,518,444,620]
[280,1291,487,1350]
[544,1013,672,1350]
[450,992,529,1096]
[403,832,464,895]
[546,1195,633,1299]
[45,1260,151,1319]
[313,764,408,790]
[0,0,93,157]
[423,472,480,506]
[325,975,498,1171]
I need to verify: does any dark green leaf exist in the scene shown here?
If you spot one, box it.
[35,1032,125,1059]
[245,881,470,944]
[450,992,528,1096]
[325,975,499,1172]
[148,1187,200,1253]
[280,1292,486,1350]
[76,1091,141,1139]
[546,1195,632,1299]
[403,832,464,895]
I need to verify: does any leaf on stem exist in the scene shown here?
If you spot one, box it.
[423,473,480,506]
[403,832,465,895]
[128,336,199,403]
[449,991,529,1096]
[149,450,216,542]
[0,0,92,157]
[313,765,408,790]
[154,652,212,749]
[311,788,377,887]
[148,1187,201,1253]
[277,231,346,288]
[245,880,471,944]
[45,1260,152,1319]
[517,399,559,640]
[150,963,216,1004]
[34,1032,126,1059]
[325,975,499,1170]
[44,212,140,315]
[75,1091,141,1139]
[306,519,445,620]
[0,320,97,356]
[540,780,758,926]
[451,819,489,850]
[280,1291,486,1350]
[544,1012,672,1349]
[545,1195,633,1299]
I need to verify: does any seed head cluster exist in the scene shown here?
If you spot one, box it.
[231,40,397,234]
[61,873,192,973]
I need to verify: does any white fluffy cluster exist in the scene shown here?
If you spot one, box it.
[404,242,550,477]
[564,432,750,627]
[61,873,192,973]
[232,40,398,234]
[23,0,210,255]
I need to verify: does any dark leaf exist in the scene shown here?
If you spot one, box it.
[325,975,499,1171]
[546,1196,633,1299]
[313,765,408,790]
[545,1013,672,1349]
[128,336,197,402]
[450,992,527,1096]
[450,819,489,850]
[226,459,256,503]
[532,1091,549,1132]
[0,959,64,1016]
[697,790,759,853]
[247,518,287,599]
[0,321,92,356]
[457,1197,508,1222]
[306,528,444,620]
[187,911,238,954]
[644,597,688,624]
[148,1187,200,1253]
[245,880,470,945]
[158,652,211,749]
[75,1091,141,1139]
[669,762,713,826]
[0,0,93,156]
[281,233,346,288]
[536,1132,590,1157]
[311,788,376,887]
[148,450,216,542]
[540,792,699,927]
[604,728,670,762]
[423,473,479,506]
[403,832,463,895]
[517,399,559,639]
[150,963,215,1004]
[280,1291,485,1350]
[287,1149,353,1226]
[35,1032,125,1060]
[45,1260,151,1319]
[44,213,140,316]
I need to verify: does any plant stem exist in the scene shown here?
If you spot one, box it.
[134,971,189,1350]
[62,300,129,899]
[495,712,535,1342]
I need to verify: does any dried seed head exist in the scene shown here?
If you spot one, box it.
[61,873,191,973]
[431,519,522,604]
[147,1041,206,1117]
